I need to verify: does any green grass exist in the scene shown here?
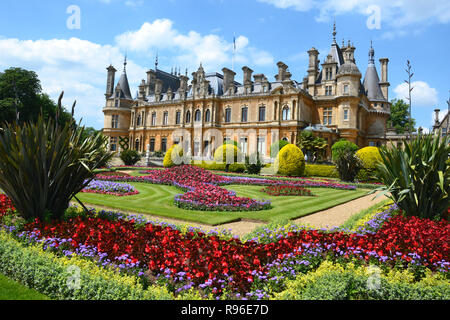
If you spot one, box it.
[76,182,369,226]
[0,273,49,300]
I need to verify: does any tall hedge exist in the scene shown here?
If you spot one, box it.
[163,145,184,168]
[355,147,382,182]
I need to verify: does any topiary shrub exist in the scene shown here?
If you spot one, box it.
[270,140,290,158]
[120,150,141,166]
[214,144,242,171]
[304,164,339,178]
[356,147,382,182]
[274,144,305,177]
[163,145,184,168]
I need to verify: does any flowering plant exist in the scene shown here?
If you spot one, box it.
[81,180,139,196]
[261,185,314,197]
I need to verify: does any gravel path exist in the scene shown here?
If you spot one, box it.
[76,192,387,239]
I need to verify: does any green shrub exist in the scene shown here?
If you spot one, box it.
[274,144,305,177]
[228,163,246,173]
[275,260,450,300]
[245,152,265,175]
[331,141,362,182]
[331,139,359,162]
[374,132,449,220]
[356,147,382,182]
[120,150,142,166]
[223,140,239,148]
[304,164,338,178]
[163,145,184,168]
[0,115,113,221]
[270,140,290,158]
[0,231,173,300]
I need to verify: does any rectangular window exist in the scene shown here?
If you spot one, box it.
[225,108,231,123]
[161,138,167,153]
[257,137,266,155]
[344,84,349,94]
[369,141,376,147]
[110,137,117,151]
[241,107,248,122]
[258,106,266,122]
[150,138,155,152]
[111,115,119,129]
[163,112,168,125]
[323,107,332,125]
[114,100,119,108]
[176,111,181,124]
[325,86,332,96]
[240,137,248,155]
[344,109,349,121]
[151,113,156,126]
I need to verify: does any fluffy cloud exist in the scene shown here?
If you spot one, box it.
[0,37,145,128]
[115,19,274,72]
[393,81,439,107]
[258,0,450,27]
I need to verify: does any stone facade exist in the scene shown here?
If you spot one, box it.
[103,27,391,160]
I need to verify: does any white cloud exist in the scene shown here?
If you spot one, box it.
[0,37,145,128]
[115,20,274,72]
[394,81,439,107]
[258,0,450,28]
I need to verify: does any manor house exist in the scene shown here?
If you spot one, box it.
[102,25,390,160]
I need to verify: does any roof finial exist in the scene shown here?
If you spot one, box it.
[123,54,127,73]
[369,40,375,65]
[332,19,337,44]
[155,50,159,70]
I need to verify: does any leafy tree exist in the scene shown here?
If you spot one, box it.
[388,99,416,134]
[297,131,328,162]
[0,67,72,125]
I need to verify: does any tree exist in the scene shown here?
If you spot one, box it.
[297,131,328,163]
[388,99,416,134]
[0,67,72,125]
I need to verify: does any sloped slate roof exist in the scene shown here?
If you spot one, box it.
[116,72,133,100]
[363,65,386,101]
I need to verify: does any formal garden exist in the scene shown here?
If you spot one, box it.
[0,100,449,300]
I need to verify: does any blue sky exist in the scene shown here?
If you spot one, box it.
[0,0,449,130]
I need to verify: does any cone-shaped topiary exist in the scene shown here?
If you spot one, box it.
[163,144,184,168]
[356,147,382,181]
[274,144,305,176]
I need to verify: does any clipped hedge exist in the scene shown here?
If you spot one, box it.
[274,144,305,177]
[213,144,241,164]
[304,164,339,178]
[163,145,184,168]
[356,147,382,182]
[0,231,173,300]
[274,260,450,300]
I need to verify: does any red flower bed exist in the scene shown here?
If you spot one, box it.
[261,185,314,197]
[18,206,449,295]
[0,194,14,218]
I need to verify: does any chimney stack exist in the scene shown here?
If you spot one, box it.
[105,65,117,99]
[379,58,390,101]
[222,67,236,95]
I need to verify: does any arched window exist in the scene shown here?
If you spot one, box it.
[282,106,290,121]
[186,110,191,123]
[205,109,211,122]
[195,109,202,122]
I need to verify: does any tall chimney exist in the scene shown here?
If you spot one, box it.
[275,62,288,81]
[106,65,117,99]
[154,79,163,101]
[222,67,236,95]
[379,58,390,101]
[307,48,319,96]
[146,70,156,95]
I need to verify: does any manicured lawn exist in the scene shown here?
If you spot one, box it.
[76,182,369,225]
[0,273,49,300]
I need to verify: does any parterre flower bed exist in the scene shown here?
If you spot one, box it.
[0,196,444,299]
[94,165,356,212]
[261,185,314,197]
[81,180,139,196]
